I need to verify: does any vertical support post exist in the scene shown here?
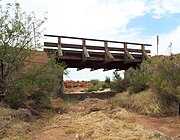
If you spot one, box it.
[124,43,128,60]
[58,71,64,95]
[124,43,134,60]
[82,39,90,62]
[104,41,108,60]
[58,37,63,56]
[141,45,145,60]
[104,41,113,60]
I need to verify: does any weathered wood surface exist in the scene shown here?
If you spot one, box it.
[44,34,151,71]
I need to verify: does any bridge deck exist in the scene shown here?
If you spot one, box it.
[44,34,151,71]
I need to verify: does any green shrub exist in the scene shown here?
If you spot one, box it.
[85,81,109,92]
[105,76,111,84]
[127,71,150,93]
[4,56,66,111]
[124,61,151,93]
[149,55,180,97]
[89,79,100,85]
[110,80,126,92]
[5,88,25,109]
[110,71,127,92]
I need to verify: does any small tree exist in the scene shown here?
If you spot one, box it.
[0,2,46,96]
[105,76,111,84]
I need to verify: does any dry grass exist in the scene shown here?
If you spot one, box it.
[0,104,33,139]
[0,96,69,140]
[110,91,178,116]
[31,99,172,140]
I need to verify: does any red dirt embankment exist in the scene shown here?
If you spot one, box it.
[64,81,90,93]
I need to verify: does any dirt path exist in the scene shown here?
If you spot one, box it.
[32,98,180,140]
[134,114,180,139]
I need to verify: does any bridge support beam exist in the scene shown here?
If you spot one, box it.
[124,43,135,60]
[141,45,150,60]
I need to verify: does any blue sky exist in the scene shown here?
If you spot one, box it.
[127,13,180,36]
[1,0,180,81]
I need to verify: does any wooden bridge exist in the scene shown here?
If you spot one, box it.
[44,34,151,71]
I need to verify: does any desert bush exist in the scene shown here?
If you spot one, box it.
[113,54,179,93]
[85,81,107,92]
[110,79,126,92]
[124,61,151,93]
[4,56,66,111]
[105,76,111,84]
[149,55,180,96]
[89,79,100,85]
[110,71,127,92]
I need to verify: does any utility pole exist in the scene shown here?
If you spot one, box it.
[157,35,159,55]
[168,42,172,56]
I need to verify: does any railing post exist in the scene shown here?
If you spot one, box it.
[58,37,63,56]
[82,39,90,62]
[141,44,145,60]
[141,45,150,60]
[124,43,135,60]
[124,43,128,60]
[104,41,114,60]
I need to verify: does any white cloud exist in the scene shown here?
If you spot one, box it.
[42,0,146,38]
[157,26,180,55]
[146,0,180,18]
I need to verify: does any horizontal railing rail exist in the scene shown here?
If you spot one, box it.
[44,34,152,46]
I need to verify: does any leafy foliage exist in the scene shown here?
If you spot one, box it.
[105,76,111,84]
[125,61,151,93]
[0,2,46,96]
[149,56,180,96]
[110,71,126,92]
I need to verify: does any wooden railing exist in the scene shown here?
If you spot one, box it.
[44,34,151,61]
